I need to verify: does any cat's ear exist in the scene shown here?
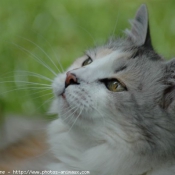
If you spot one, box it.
[161,59,175,110]
[125,4,153,49]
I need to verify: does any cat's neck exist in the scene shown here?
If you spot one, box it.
[48,119,153,175]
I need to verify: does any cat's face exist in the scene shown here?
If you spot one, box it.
[51,5,175,155]
[52,44,162,126]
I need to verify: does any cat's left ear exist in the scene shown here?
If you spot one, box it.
[126,4,153,49]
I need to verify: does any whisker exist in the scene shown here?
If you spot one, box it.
[12,43,57,76]
[61,107,79,123]
[30,31,65,72]
[1,74,53,83]
[32,92,53,100]
[35,96,54,112]
[68,107,84,132]
[0,80,52,87]
[61,106,78,120]
[18,36,61,74]
[1,70,53,82]
[22,89,51,98]
[0,87,52,95]
[15,70,53,82]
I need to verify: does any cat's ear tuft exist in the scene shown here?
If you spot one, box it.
[125,4,153,49]
[161,59,175,110]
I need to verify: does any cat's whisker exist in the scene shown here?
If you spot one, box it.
[20,89,51,98]
[31,31,65,73]
[18,36,61,74]
[0,80,52,87]
[61,106,79,122]
[35,96,55,112]
[61,105,77,117]
[68,107,84,132]
[13,70,53,82]
[32,92,53,100]
[61,107,80,125]
[12,43,57,76]
[2,70,51,77]
[1,74,53,83]
[0,87,52,95]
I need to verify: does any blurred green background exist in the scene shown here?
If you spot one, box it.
[0,0,175,121]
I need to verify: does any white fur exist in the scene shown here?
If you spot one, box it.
[47,51,153,175]
[47,47,175,175]
[42,4,175,174]
[48,119,152,175]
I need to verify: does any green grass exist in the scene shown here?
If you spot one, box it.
[0,0,175,120]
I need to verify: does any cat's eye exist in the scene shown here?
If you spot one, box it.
[103,79,126,92]
[82,57,93,66]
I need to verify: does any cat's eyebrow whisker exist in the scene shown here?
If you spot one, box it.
[12,43,58,76]
[18,36,62,74]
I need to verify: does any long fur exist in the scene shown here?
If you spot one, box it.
[48,5,175,175]
[1,4,175,175]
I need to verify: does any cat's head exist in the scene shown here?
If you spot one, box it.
[51,4,175,158]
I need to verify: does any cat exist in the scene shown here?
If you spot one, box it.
[48,4,175,175]
[1,4,175,175]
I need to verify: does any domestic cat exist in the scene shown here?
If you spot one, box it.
[48,4,175,175]
[1,4,175,175]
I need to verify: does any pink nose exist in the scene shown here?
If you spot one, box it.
[65,72,77,88]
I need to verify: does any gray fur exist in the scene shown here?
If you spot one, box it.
[52,5,175,175]
[104,5,175,164]
[48,4,175,175]
[1,4,175,175]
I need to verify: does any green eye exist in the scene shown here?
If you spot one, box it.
[82,57,93,66]
[106,80,126,92]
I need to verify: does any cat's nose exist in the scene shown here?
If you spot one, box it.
[65,72,79,88]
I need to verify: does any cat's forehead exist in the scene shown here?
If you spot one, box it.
[70,37,163,77]
[70,47,121,69]
[86,47,113,59]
